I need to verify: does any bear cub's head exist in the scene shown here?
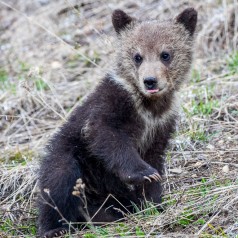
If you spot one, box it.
[112,8,197,99]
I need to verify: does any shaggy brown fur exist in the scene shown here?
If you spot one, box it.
[37,8,197,238]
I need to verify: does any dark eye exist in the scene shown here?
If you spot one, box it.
[160,52,171,62]
[134,53,143,64]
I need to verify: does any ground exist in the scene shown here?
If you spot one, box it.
[0,0,237,237]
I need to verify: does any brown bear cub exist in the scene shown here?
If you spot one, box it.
[38,8,197,238]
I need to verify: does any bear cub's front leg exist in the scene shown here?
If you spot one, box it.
[85,123,162,185]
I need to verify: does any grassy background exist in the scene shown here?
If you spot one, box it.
[0,0,237,237]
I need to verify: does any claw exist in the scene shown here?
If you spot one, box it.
[155,173,162,181]
[143,176,152,182]
[149,174,158,181]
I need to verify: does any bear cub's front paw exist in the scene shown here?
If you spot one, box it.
[42,228,67,238]
[119,166,162,185]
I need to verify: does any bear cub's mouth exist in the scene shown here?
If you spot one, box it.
[144,77,160,94]
[147,89,159,94]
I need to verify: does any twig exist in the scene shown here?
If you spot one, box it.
[196,194,238,235]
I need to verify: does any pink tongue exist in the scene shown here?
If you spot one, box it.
[147,89,159,93]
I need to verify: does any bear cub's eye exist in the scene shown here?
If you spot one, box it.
[160,52,171,62]
[134,53,143,64]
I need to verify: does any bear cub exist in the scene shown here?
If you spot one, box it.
[38,8,197,238]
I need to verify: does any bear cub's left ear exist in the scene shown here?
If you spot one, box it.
[176,8,197,36]
[112,9,135,34]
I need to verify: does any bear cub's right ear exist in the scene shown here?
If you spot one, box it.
[176,8,197,36]
[112,9,135,34]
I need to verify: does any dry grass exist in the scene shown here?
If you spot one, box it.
[0,0,237,237]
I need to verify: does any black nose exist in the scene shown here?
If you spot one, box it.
[144,77,157,90]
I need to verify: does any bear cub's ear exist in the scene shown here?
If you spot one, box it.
[112,9,135,34]
[176,8,197,36]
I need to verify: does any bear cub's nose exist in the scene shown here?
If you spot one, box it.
[144,77,157,90]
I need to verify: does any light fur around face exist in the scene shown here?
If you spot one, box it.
[112,17,195,99]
